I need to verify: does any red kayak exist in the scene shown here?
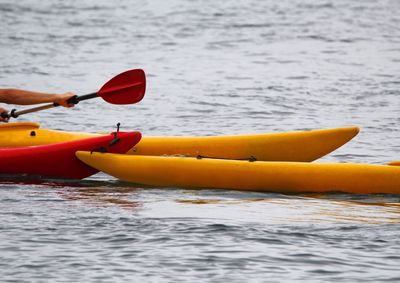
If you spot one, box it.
[0,131,141,179]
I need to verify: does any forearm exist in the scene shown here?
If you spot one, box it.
[0,89,60,105]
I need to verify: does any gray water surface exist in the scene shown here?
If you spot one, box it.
[1,0,400,282]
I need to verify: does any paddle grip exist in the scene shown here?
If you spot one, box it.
[71,93,97,103]
[56,93,96,106]
[1,109,18,119]
[1,111,10,119]
[66,95,79,105]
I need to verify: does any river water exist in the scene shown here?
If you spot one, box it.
[1,0,400,282]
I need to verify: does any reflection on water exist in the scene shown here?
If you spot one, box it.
[1,182,400,282]
[175,194,400,225]
[59,187,142,209]
[3,176,400,225]
[0,175,143,208]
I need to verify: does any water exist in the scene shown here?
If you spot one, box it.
[1,0,400,281]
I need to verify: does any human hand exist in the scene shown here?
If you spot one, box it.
[0,107,9,122]
[55,92,76,108]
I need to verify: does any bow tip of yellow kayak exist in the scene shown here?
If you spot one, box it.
[76,151,93,161]
[340,126,360,138]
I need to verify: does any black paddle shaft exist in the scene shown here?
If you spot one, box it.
[66,92,98,104]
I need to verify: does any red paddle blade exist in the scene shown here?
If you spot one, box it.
[98,69,146,105]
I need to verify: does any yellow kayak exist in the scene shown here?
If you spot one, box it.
[0,122,98,146]
[0,122,359,162]
[130,126,359,162]
[75,152,400,194]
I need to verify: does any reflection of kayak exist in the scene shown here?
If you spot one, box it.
[0,132,141,179]
[76,153,400,194]
[1,122,359,162]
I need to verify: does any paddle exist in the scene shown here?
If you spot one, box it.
[1,69,146,119]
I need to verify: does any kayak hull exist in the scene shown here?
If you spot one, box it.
[1,122,360,162]
[76,152,400,194]
[0,132,141,179]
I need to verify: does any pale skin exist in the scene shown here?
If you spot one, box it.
[0,89,76,122]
